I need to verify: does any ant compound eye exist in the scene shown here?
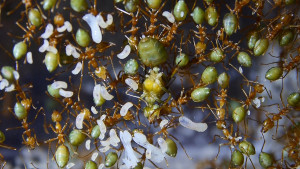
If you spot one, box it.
[231,150,244,167]
[173,0,189,22]
[124,59,139,75]
[175,53,189,67]
[138,37,168,67]
[237,52,252,67]
[191,6,205,25]
[265,67,283,81]
[232,106,246,123]
[124,0,140,13]
[0,131,5,144]
[146,0,162,10]
[259,152,274,168]
[287,92,300,107]
[28,9,43,27]
[223,13,238,36]
[13,42,27,60]
[105,152,118,167]
[239,141,256,155]
[55,145,69,168]
[253,38,269,56]
[70,0,88,12]
[42,0,57,10]
[76,29,91,47]
[210,48,224,63]
[191,87,210,102]
[85,160,97,169]
[14,102,27,120]
[165,138,177,157]
[201,66,218,85]
[205,6,219,26]
[217,72,230,89]
[69,129,86,146]
[247,31,259,50]
[45,52,59,73]
[279,29,294,46]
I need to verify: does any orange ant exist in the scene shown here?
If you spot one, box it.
[266,13,293,40]
[44,110,69,146]
[140,0,167,36]
[115,7,140,50]
[212,124,243,159]
[160,21,181,45]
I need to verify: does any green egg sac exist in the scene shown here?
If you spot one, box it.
[173,0,189,22]
[55,144,69,168]
[191,6,205,24]
[191,87,210,102]
[223,13,238,36]
[13,42,27,60]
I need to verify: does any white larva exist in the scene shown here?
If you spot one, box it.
[59,89,73,98]
[83,14,102,43]
[85,139,91,150]
[51,81,67,89]
[120,130,139,168]
[41,23,53,39]
[179,116,208,132]
[157,138,167,153]
[91,152,98,161]
[117,45,131,59]
[98,164,104,169]
[239,66,243,74]
[96,14,113,29]
[39,40,49,53]
[66,44,74,56]
[120,102,133,116]
[66,163,75,169]
[97,115,107,140]
[162,11,175,23]
[13,71,19,80]
[91,106,98,114]
[93,84,101,101]
[159,119,168,129]
[46,46,58,54]
[57,21,72,33]
[0,79,9,90]
[26,52,33,64]
[75,113,85,129]
[72,62,82,75]
[65,21,72,32]
[100,86,114,100]
[5,84,15,92]
[125,78,138,91]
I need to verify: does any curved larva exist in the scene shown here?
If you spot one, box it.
[125,78,138,91]
[117,45,131,59]
[59,89,73,98]
[83,14,102,43]
[120,102,133,116]
[26,52,33,64]
[41,23,53,39]
[75,113,85,129]
[162,11,175,23]
[179,116,208,132]
[72,62,82,75]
